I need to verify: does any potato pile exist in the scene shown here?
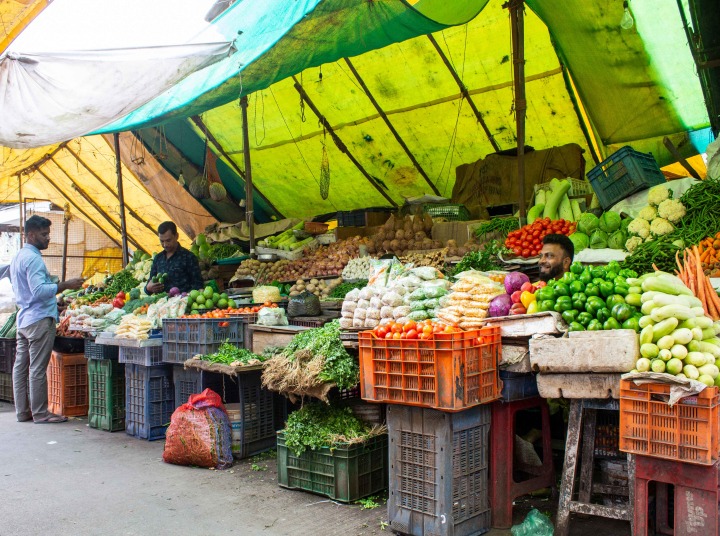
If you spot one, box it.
[366,214,439,256]
[289,278,343,299]
[232,237,367,283]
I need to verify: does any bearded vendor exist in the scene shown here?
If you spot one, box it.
[538,234,574,282]
[145,221,203,295]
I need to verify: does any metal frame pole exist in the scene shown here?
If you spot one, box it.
[508,0,527,224]
[114,133,130,266]
[240,97,256,256]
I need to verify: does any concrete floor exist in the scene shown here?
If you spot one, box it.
[0,400,630,536]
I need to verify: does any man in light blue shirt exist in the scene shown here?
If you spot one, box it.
[10,216,83,423]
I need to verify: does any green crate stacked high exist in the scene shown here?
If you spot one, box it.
[423,204,470,221]
[88,358,126,432]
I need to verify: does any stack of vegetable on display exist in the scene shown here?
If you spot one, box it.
[623,184,686,253]
[533,261,640,332]
[487,272,546,317]
[339,262,449,330]
[569,210,628,253]
[505,218,576,258]
[631,270,720,387]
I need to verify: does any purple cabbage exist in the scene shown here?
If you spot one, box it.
[504,272,529,295]
[489,293,513,318]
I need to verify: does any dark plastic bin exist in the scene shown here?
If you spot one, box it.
[0,371,12,402]
[595,409,622,459]
[0,338,16,374]
[587,146,666,209]
[423,203,471,221]
[499,371,539,402]
[387,404,491,536]
[277,432,388,502]
[88,358,125,432]
[230,370,286,459]
[119,345,163,366]
[84,339,119,360]
[336,210,366,227]
[53,336,85,354]
[172,365,239,405]
[125,364,174,440]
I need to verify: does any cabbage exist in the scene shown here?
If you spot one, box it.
[504,272,530,294]
[608,230,627,250]
[489,294,512,318]
[569,232,589,253]
[590,229,609,249]
[598,211,621,233]
[577,213,599,235]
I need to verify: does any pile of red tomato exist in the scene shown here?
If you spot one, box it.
[505,218,577,258]
[372,319,460,340]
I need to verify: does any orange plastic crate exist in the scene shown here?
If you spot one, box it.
[358,326,501,412]
[619,379,720,465]
[48,351,88,417]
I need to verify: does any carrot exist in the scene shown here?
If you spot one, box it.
[706,284,720,320]
[694,246,708,314]
[706,277,720,320]
[701,248,713,263]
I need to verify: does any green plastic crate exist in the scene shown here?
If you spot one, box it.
[423,204,470,221]
[88,358,125,432]
[276,432,388,503]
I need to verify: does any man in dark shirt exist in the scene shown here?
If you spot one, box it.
[145,221,204,294]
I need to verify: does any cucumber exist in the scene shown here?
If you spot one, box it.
[688,340,720,358]
[656,335,675,350]
[639,316,655,329]
[652,293,702,308]
[641,301,657,315]
[651,318,679,342]
[641,343,660,358]
[694,316,713,329]
[671,328,694,345]
[685,352,707,367]
[658,349,672,362]
[640,325,654,345]
[642,275,694,296]
[679,318,698,330]
[692,327,704,341]
[671,344,688,359]
[650,305,695,323]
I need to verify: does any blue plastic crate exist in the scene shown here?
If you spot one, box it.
[172,366,239,405]
[587,146,666,209]
[125,364,174,440]
[499,371,539,402]
[119,345,163,366]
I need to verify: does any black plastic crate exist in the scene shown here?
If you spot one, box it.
[88,358,125,432]
[84,339,119,361]
[172,366,239,406]
[587,146,666,209]
[0,371,13,402]
[595,409,622,459]
[0,338,16,374]
[53,336,85,354]
[499,371,539,402]
[337,210,366,227]
[125,364,174,440]
[226,369,286,459]
[388,405,491,536]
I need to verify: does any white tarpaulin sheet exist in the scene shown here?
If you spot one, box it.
[0,41,232,148]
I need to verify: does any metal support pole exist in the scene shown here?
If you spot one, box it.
[240,97,256,256]
[114,133,130,267]
[508,0,527,224]
[17,174,24,243]
[61,206,70,280]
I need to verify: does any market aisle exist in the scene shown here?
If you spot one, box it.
[0,401,388,536]
[0,399,630,536]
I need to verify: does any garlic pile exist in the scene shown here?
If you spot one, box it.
[342,257,373,280]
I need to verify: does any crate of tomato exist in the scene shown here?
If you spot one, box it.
[359,319,501,411]
[505,218,577,258]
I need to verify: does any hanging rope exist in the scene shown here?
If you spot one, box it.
[320,125,330,200]
[299,72,306,122]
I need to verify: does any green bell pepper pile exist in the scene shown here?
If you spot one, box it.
[539,261,641,332]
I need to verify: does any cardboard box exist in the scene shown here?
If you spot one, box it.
[431,219,485,245]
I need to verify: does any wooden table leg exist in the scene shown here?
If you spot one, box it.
[578,407,597,505]
[556,399,583,536]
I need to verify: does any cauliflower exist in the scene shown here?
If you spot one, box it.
[638,205,657,221]
[648,185,671,206]
[625,236,643,253]
[650,217,674,236]
[657,198,686,223]
[628,218,650,239]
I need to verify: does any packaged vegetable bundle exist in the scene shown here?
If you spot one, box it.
[163,388,233,470]
[436,271,505,330]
